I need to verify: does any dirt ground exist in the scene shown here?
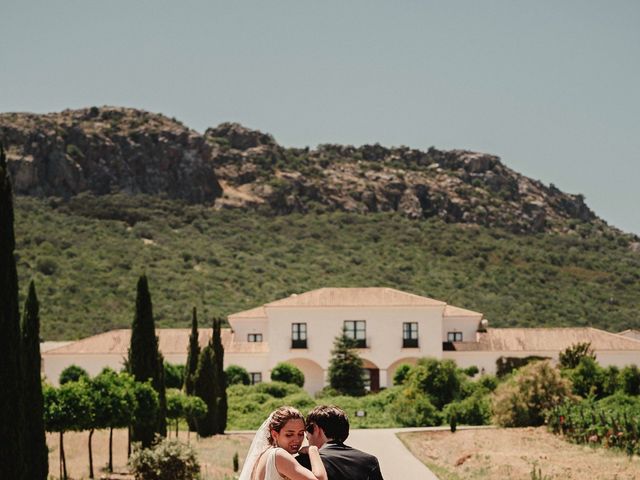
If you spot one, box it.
[398,427,640,480]
[46,429,252,480]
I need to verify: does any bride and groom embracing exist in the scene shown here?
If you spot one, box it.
[239,405,384,480]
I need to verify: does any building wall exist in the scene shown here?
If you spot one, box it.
[230,317,269,342]
[442,316,481,342]
[264,305,445,391]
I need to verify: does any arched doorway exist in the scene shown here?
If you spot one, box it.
[283,358,325,395]
[361,358,381,392]
[386,357,420,386]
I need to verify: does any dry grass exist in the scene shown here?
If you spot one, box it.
[46,429,252,480]
[398,427,640,480]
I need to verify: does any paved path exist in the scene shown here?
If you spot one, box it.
[347,428,439,479]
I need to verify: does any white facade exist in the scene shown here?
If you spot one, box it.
[42,288,640,394]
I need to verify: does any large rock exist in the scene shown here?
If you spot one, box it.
[0,107,222,203]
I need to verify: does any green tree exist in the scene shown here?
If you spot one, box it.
[492,360,574,427]
[193,344,217,436]
[392,363,413,386]
[559,342,596,370]
[225,365,250,386]
[211,318,227,433]
[164,362,185,390]
[183,307,200,431]
[328,332,365,396]
[619,365,640,396]
[182,395,207,442]
[59,364,90,385]
[193,318,227,436]
[21,281,48,480]
[184,307,200,396]
[567,356,605,399]
[44,381,93,480]
[129,381,160,456]
[271,362,305,387]
[408,358,464,409]
[0,142,25,480]
[128,275,167,447]
[166,389,185,437]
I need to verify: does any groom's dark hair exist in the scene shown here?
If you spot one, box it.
[306,405,349,442]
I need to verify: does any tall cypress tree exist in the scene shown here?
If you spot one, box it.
[21,281,48,480]
[184,307,200,395]
[0,142,25,479]
[128,275,166,447]
[184,307,200,431]
[193,343,217,437]
[212,318,227,434]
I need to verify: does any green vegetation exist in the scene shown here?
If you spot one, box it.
[129,437,200,480]
[270,362,305,387]
[128,275,167,447]
[328,333,366,396]
[13,194,640,340]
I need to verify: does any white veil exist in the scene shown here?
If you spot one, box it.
[239,412,273,480]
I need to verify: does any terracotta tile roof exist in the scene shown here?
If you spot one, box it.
[228,305,267,319]
[40,341,73,353]
[443,305,483,317]
[618,329,640,341]
[264,288,446,308]
[451,327,640,352]
[43,328,268,355]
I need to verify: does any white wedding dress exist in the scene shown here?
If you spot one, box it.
[240,414,286,480]
[264,447,284,480]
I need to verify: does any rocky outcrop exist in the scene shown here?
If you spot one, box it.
[0,108,604,234]
[206,126,600,234]
[0,107,221,203]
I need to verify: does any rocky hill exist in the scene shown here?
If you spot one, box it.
[0,107,607,234]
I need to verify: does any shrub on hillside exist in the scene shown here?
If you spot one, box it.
[129,437,200,480]
[270,362,305,387]
[492,360,574,427]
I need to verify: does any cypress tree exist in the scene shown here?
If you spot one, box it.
[193,343,217,437]
[184,307,200,431]
[21,281,48,480]
[212,318,227,433]
[184,307,200,395]
[128,274,166,447]
[0,142,25,479]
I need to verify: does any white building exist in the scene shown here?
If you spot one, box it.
[42,287,640,394]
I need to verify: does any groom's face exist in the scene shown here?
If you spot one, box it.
[305,422,327,448]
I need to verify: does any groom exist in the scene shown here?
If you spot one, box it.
[297,405,384,480]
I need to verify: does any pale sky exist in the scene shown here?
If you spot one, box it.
[2,1,639,234]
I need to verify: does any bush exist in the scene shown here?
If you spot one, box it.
[392,364,413,386]
[129,437,200,480]
[59,364,90,384]
[407,358,464,409]
[443,392,491,426]
[492,360,574,427]
[566,356,605,399]
[254,381,301,398]
[225,365,250,386]
[389,387,441,427]
[270,362,305,387]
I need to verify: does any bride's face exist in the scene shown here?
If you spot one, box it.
[272,418,306,454]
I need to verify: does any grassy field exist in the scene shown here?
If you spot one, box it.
[13,194,640,340]
[398,427,640,480]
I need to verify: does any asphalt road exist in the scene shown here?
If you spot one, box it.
[347,428,439,479]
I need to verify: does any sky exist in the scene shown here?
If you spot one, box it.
[2,1,639,234]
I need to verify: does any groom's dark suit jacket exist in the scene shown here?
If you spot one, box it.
[297,440,384,480]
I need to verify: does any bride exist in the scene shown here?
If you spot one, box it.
[239,406,327,480]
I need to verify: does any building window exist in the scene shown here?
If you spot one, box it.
[403,322,419,348]
[362,369,371,391]
[247,333,263,342]
[250,372,262,385]
[291,323,307,348]
[447,331,463,342]
[344,320,366,348]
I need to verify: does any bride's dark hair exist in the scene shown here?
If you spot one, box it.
[267,406,305,446]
